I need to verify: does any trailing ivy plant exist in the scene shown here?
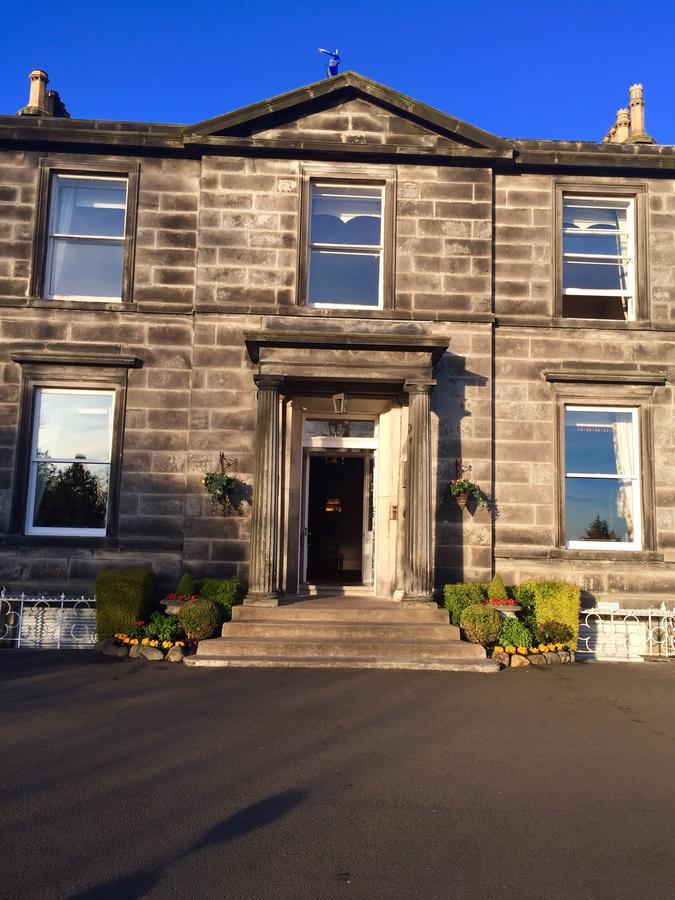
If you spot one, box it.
[202,454,252,516]
[445,478,490,509]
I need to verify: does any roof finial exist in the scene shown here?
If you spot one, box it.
[318,48,340,78]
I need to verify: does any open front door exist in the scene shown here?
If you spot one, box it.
[362,452,376,586]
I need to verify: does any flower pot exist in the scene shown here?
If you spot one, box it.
[455,492,470,509]
[495,604,522,619]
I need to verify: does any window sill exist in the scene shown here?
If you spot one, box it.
[29,297,138,313]
[0,534,184,552]
[494,545,663,563]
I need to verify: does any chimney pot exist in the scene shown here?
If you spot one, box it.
[18,69,50,116]
[627,82,655,144]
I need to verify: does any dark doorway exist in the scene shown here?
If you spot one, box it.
[306,455,364,584]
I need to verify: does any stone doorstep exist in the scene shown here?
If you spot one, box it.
[184,655,500,673]
[195,636,486,661]
[231,605,450,623]
[223,621,460,641]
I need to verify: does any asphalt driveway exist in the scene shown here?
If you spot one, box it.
[1,653,674,899]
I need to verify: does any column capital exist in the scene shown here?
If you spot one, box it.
[254,374,284,391]
[403,378,436,396]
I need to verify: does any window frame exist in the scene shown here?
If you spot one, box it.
[298,164,396,311]
[10,360,129,539]
[554,181,649,323]
[563,404,642,551]
[31,157,140,304]
[551,381,658,555]
[25,387,117,537]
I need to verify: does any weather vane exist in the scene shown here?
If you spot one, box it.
[318,48,340,78]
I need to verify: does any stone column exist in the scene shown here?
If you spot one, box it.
[402,379,436,607]
[245,375,283,605]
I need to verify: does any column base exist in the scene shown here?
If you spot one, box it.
[401,594,437,609]
[243,592,279,607]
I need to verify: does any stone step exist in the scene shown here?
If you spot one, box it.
[231,605,449,624]
[185,654,500,673]
[223,620,460,641]
[196,636,485,661]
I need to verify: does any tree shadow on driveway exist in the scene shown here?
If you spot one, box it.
[71,788,306,899]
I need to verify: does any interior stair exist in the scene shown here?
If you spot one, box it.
[185,599,499,672]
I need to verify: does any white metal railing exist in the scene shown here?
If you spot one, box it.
[0,587,97,649]
[578,605,675,662]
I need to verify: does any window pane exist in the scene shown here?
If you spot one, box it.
[563,198,628,231]
[310,185,382,246]
[47,238,124,298]
[31,462,109,529]
[562,295,628,320]
[563,231,630,257]
[563,259,629,291]
[35,390,114,462]
[308,250,380,306]
[304,419,375,438]
[565,477,635,543]
[565,409,635,476]
[52,177,127,237]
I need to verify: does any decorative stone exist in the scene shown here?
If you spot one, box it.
[492,650,510,666]
[128,644,143,659]
[510,654,531,667]
[543,652,561,664]
[557,651,570,663]
[569,650,576,663]
[529,654,547,665]
[102,642,128,658]
[96,638,117,652]
[140,646,165,661]
[166,645,186,663]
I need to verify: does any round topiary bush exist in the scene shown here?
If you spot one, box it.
[178,598,221,640]
[460,604,502,645]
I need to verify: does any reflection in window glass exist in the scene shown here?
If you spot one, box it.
[45,175,127,300]
[562,195,634,321]
[564,406,640,548]
[304,419,375,438]
[308,182,383,308]
[26,389,115,535]
[308,250,380,307]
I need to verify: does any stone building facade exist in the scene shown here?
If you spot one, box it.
[0,70,673,609]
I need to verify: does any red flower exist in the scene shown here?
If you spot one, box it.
[136,620,145,626]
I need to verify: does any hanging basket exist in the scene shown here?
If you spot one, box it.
[455,492,470,509]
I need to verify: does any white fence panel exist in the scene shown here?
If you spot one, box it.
[578,606,675,662]
[0,588,97,649]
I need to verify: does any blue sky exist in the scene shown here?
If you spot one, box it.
[1,0,673,143]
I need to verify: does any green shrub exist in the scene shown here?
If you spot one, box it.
[200,577,244,621]
[178,598,222,640]
[498,617,533,648]
[517,580,581,649]
[534,620,574,645]
[486,573,508,601]
[460,604,502,645]
[443,582,486,626]
[175,572,199,596]
[96,568,155,639]
[146,611,183,643]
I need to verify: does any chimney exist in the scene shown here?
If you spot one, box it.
[17,69,70,118]
[627,83,655,143]
[17,69,49,116]
[602,107,630,144]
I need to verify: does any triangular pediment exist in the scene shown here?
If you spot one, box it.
[187,72,506,151]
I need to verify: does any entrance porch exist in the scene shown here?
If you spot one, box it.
[242,329,449,607]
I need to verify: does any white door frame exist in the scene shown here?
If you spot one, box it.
[299,415,378,589]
